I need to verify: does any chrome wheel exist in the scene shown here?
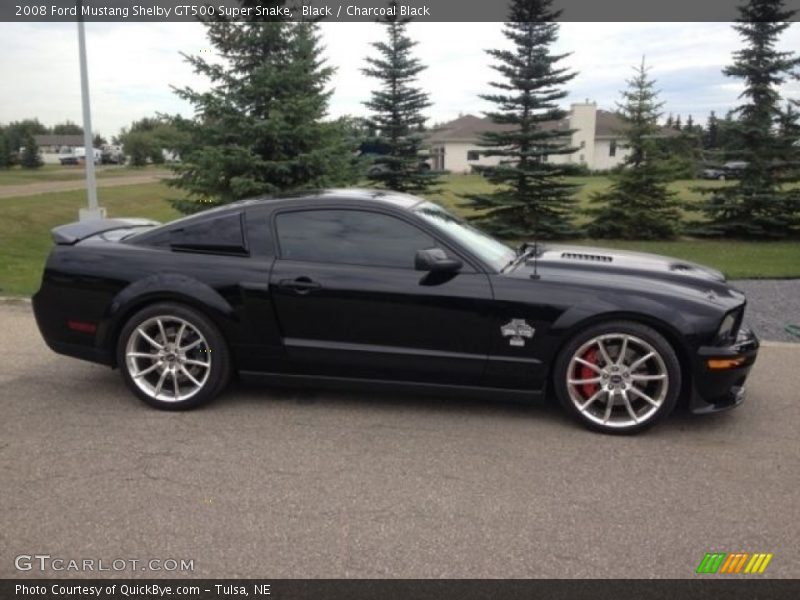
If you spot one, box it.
[124,315,211,403]
[566,333,669,429]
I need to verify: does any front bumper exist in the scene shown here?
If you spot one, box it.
[689,327,759,415]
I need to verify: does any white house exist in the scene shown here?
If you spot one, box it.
[427,102,666,173]
[30,134,86,164]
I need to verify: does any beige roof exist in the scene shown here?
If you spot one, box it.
[427,111,675,143]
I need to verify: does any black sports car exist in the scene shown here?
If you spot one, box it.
[32,189,759,434]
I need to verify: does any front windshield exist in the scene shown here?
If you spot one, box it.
[413,202,515,271]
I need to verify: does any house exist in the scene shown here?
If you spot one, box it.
[427,102,669,173]
[31,134,86,164]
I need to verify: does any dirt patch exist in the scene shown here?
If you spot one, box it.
[0,171,172,199]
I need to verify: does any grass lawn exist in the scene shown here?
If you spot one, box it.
[432,173,726,224]
[0,183,180,295]
[0,175,797,296]
[0,164,167,186]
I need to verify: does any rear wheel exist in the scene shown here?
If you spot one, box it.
[117,303,231,410]
[553,321,680,434]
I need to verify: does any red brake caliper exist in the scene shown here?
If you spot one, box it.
[579,348,600,399]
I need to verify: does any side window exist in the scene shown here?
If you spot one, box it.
[168,212,247,255]
[276,210,436,269]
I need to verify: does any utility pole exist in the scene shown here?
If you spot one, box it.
[77,0,105,221]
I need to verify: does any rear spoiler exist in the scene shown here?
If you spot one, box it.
[51,218,160,245]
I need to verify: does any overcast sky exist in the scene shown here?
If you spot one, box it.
[1,21,799,138]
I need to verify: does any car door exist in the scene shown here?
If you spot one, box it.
[268,207,495,385]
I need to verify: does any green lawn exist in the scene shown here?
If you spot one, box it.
[0,164,166,186]
[0,175,797,296]
[0,183,180,295]
[431,173,727,224]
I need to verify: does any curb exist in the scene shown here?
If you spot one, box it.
[0,296,31,304]
[759,341,800,349]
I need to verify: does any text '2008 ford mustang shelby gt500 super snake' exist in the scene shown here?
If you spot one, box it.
[32,189,759,434]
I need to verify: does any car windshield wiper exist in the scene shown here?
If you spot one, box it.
[500,243,537,273]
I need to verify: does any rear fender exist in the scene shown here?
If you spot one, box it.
[101,274,237,363]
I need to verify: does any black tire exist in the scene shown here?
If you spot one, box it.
[553,320,681,434]
[116,302,231,410]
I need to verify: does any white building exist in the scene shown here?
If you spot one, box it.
[427,102,664,173]
[30,134,86,164]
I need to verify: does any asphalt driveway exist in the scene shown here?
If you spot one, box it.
[1,301,798,579]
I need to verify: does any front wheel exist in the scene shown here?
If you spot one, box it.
[553,321,681,434]
[117,302,231,410]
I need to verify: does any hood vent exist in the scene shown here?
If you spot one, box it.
[561,252,613,263]
[671,263,694,271]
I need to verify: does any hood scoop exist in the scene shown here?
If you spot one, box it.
[560,251,613,263]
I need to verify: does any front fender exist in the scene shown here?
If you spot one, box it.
[550,292,698,341]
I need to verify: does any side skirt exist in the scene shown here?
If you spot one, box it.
[238,371,544,404]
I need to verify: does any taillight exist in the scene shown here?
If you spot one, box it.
[67,320,97,333]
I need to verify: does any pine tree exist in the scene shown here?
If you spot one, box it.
[169,4,357,213]
[674,114,682,130]
[0,130,11,168]
[465,0,579,239]
[697,0,800,238]
[704,111,719,149]
[586,59,681,240]
[362,2,438,194]
[777,101,800,180]
[20,134,43,169]
[685,114,695,132]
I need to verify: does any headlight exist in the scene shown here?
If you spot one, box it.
[717,310,740,343]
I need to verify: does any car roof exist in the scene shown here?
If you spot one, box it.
[128,189,430,244]
[225,188,427,212]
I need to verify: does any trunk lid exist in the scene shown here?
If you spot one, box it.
[51,218,160,245]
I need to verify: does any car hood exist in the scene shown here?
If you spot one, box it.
[509,244,744,307]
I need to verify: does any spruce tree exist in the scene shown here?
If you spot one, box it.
[586,59,681,240]
[20,134,43,169]
[362,2,438,194]
[0,130,11,169]
[465,0,579,239]
[169,4,357,213]
[697,0,800,238]
[704,111,719,150]
[777,101,800,181]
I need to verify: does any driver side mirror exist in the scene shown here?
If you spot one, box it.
[415,248,463,273]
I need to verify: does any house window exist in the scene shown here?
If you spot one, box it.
[467,150,480,161]
[609,140,617,157]
[579,154,585,164]
[580,140,586,149]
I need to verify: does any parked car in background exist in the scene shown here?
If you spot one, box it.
[101,144,125,165]
[59,147,102,166]
[700,161,749,180]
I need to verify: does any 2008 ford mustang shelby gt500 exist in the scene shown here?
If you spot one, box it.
[33,189,759,434]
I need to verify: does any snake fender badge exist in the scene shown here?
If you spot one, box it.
[501,319,535,347]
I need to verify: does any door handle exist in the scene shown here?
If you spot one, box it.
[278,277,321,294]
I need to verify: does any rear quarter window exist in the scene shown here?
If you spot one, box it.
[146,212,249,255]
